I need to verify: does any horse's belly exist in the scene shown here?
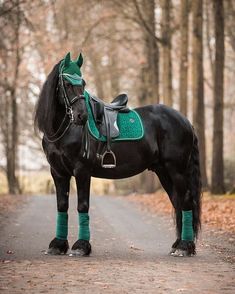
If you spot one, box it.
[91,165,147,179]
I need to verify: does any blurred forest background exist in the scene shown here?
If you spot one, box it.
[0,0,234,196]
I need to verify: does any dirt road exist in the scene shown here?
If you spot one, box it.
[0,195,234,293]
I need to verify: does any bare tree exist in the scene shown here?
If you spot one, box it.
[161,0,172,106]
[179,0,189,115]
[141,0,159,103]
[211,0,225,194]
[192,0,208,188]
[0,0,22,194]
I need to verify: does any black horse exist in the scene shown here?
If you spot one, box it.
[34,53,201,257]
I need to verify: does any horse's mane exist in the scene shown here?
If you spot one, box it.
[34,62,60,135]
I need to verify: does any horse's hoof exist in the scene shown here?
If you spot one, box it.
[71,240,91,256]
[45,247,65,255]
[170,249,193,257]
[46,238,69,255]
[170,249,187,257]
[170,240,196,257]
[169,247,177,254]
[69,249,87,257]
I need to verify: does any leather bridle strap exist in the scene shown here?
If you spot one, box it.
[59,74,85,123]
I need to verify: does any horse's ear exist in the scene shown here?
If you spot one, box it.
[76,53,83,67]
[64,52,71,67]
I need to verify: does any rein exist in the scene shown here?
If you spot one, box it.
[44,116,72,143]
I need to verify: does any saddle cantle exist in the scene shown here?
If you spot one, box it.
[110,94,128,108]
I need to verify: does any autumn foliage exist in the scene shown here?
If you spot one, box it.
[129,191,235,233]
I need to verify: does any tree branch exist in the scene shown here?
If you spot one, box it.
[132,0,162,43]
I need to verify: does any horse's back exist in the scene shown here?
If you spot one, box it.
[136,103,192,130]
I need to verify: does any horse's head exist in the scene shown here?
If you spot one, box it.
[58,52,88,125]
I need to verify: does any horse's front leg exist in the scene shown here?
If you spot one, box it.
[71,173,92,256]
[46,170,71,255]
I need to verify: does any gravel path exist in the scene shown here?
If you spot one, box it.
[0,194,234,293]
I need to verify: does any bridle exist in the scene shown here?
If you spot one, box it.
[59,73,86,123]
[44,73,86,143]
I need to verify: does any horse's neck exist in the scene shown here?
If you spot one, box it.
[52,103,66,132]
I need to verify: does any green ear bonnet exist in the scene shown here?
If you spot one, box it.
[59,52,84,86]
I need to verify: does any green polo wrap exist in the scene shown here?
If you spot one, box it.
[56,212,68,240]
[78,213,90,241]
[181,210,194,241]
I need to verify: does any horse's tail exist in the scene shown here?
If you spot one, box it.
[187,130,202,238]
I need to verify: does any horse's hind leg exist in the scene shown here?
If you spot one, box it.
[155,166,182,251]
[46,171,71,255]
[166,166,196,257]
[166,135,201,257]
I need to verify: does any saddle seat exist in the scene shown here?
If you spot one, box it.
[90,93,129,111]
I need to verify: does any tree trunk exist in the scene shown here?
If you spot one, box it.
[7,87,20,195]
[3,0,21,195]
[205,0,214,80]
[109,53,120,96]
[136,0,159,192]
[89,53,105,99]
[109,24,120,96]
[211,0,225,194]
[192,0,208,188]
[179,0,189,115]
[161,0,172,107]
[142,0,160,104]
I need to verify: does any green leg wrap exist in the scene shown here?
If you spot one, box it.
[78,213,90,241]
[56,212,68,240]
[181,210,194,241]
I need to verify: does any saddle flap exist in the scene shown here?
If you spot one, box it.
[100,108,120,138]
[89,98,104,125]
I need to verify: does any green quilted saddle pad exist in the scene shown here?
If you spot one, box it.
[84,91,144,142]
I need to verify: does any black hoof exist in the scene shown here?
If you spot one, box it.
[45,238,69,255]
[70,240,91,256]
[170,239,196,257]
[170,238,181,254]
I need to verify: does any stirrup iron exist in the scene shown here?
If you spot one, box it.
[101,150,116,168]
